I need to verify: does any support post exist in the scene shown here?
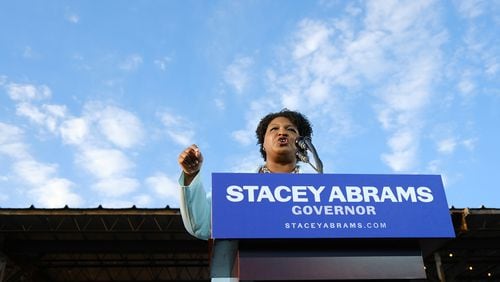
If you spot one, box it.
[0,253,6,282]
[211,240,239,282]
[434,252,446,282]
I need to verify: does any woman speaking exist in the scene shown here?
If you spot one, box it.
[177,109,313,240]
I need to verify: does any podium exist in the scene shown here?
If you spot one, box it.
[211,173,455,281]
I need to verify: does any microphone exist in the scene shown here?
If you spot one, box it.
[295,136,323,174]
[296,136,309,151]
[296,150,309,163]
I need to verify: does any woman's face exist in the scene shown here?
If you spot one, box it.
[263,116,300,162]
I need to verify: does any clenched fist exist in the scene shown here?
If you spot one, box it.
[178,144,203,185]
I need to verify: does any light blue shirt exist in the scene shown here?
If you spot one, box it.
[178,171,211,240]
[178,165,301,240]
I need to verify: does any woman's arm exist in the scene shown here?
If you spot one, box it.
[178,171,211,240]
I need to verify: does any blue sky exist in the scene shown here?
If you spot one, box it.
[0,1,499,209]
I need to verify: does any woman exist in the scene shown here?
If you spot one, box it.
[178,109,313,240]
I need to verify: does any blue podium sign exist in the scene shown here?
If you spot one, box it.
[212,173,455,239]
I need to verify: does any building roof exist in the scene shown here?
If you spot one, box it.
[0,207,209,281]
[0,207,499,281]
[425,207,500,281]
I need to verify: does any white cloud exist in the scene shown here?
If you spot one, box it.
[167,131,193,147]
[376,108,393,130]
[230,152,262,173]
[299,8,443,170]
[485,62,499,76]
[13,160,57,186]
[346,30,390,80]
[458,78,475,96]
[356,1,444,172]
[230,99,279,147]
[6,83,51,101]
[462,26,485,53]
[293,19,331,59]
[159,111,195,147]
[92,177,139,197]
[2,82,147,207]
[77,148,134,179]
[381,55,437,111]
[280,92,301,110]
[15,103,67,133]
[99,199,135,208]
[30,178,83,208]
[65,13,80,24]
[263,16,369,141]
[43,104,67,118]
[60,118,89,145]
[437,138,457,154]
[0,123,30,160]
[224,56,253,94]
[6,82,67,134]
[0,122,24,145]
[387,129,415,153]
[154,57,171,71]
[47,101,144,200]
[72,103,145,149]
[160,112,183,127]
[23,46,36,58]
[377,61,438,170]
[0,143,30,160]
[382,147,417,172]
[305,79,329,105]
[232,130,253,146]
[16,103,46,124]
[145,173,179,200]
[119,54,143,71]
[381,129,418,171]
[462,138,477,151]
[10,158,82,208]
[214,98,225,110]
[0,123,78,206]
[427,159,441,173]
[456,0,486,19]
[133,194,153,206]
[97,106,144,148]
[364,1,433,33]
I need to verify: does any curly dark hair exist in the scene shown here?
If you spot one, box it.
[255,109,313,161]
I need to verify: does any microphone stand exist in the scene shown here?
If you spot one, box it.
[296,137,323,174]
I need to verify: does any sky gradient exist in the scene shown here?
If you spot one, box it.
[1,0,499,209]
